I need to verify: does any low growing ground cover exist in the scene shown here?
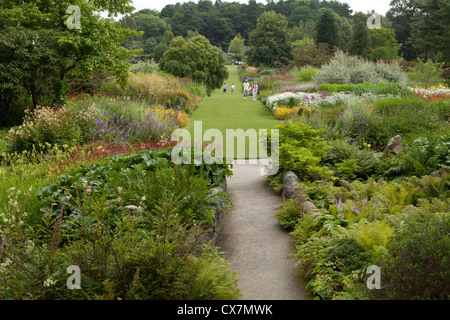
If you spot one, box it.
[268,120,450,300]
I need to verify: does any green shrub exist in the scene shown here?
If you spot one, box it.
[183,247,241,299]
[36,148,232,227]
[323,139,380,180]
[326,237,372,274]
[290,172,450,300]
[346,96,449,149]
[5,106,83,153]
[316,51,407,85]
[273,121,334,181]
[298,67,317,82]
[0,194,239,300]
[429,99,450,122]
[374,62,408,85]
[371,212,450,300]
[378,136,450,179]
[407,59,445,87]
[275,199,303,230]
[0,148,237,300]
[189,83,207,98]
[259,68,279,76]
[265,172,284,195]
[350,62,383,84]
[130,60,160,74]
[319,83,354,93]
[333,101,384,147]
[290,213,318,245]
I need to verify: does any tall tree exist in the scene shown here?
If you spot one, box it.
[220,2,245,42]
[246,11,291,67]
[349,21,373,60]
[291,37,332,67]
[240,0,263,41]
[159,35,228,95]
[319,0,353,19]
[203,12,234,48]
[132,13,172,56]
[228,34,245,58]
[0,27,60,107]
[336,16,353,51]
[386,0,418,61]
[0,0,139,107]
[369,28,401,61]
[316,9,339,51]
[411,0,450,63]
[153,30,174,62]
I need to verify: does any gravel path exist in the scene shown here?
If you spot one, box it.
[216,161,311,300]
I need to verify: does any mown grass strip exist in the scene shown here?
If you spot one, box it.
[186,65,280,159]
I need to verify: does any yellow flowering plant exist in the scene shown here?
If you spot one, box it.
[273,105,315,120]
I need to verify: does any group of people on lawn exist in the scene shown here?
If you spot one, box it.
[223,79,258,101]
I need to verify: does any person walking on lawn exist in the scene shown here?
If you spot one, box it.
[252,81,259,101]
[242,79,250,100]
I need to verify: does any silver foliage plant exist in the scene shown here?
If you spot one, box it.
[316,51,407,85]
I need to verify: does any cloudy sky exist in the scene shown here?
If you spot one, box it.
[130,0,391,15]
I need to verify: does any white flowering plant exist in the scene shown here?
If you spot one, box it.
[6,106,82,153]
[266,91,377,112]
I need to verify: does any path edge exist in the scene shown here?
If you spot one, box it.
[282,171,320,219]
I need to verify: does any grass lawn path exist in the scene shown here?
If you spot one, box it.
[188,65,310,300]
[186,65,280,159]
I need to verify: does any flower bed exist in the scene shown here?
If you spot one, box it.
[266,91,377,112]
[410,84,450,101]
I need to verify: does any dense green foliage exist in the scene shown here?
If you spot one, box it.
[371,211,450,300]
[318,82,412,96]
[2,0,450,303]
[387,0,419,61]
[286,171,450,300]
[411,0,450,62]
[159,35,228,95]
[349,20,373,60]
[369,28,401,61]
[316,9,339,51]
[0,147,239,300]
[0,0,140,108]
[110,0,450,72]
[272,121,333,181]
[246,11,292,67]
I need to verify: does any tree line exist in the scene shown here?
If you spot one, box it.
[120,0,449,67]
[0,0,448,110]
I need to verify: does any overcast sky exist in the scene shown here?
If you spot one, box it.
[130,0,391,15]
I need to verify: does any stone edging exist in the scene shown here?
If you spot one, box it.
[282,171,320,219]
[205,179,228,244]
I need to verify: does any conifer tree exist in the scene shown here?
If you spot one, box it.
[349,21,373,60]
[316,10,339,51]
[412,0,450,62]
